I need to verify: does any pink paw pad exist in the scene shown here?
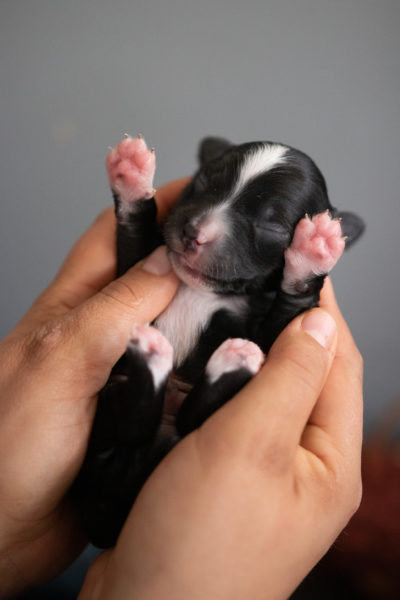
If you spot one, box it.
[106,134,156,204]
[206,338,265,385]
[129,325,173,390]
[283,213,345,293]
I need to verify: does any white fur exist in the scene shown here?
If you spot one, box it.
[154,284,248,367]
[147,352,173,391]
[196,211,226,244]
[129,325,173,391]
[231,143,288,199]
[206,338,264,384]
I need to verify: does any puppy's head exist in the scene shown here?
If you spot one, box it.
[164,137,364,294]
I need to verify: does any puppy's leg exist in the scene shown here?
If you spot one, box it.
[176,339,264,436]
[253,212,345,351]
[74,325,173,548]
[90,325,173,451]
[106,134,162,275]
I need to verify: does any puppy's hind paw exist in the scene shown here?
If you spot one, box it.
[206,339,264,385]
[128,325,173,391]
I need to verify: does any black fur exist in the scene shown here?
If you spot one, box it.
[72,137,364,547]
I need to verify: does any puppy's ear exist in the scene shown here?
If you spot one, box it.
[335,211,365,248]
[198,136,232,165]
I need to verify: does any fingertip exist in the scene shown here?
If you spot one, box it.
[301,308,337,351]
[92,206,115,225]
[141,246,175,276]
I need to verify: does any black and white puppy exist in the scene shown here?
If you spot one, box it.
[73,135,364,548]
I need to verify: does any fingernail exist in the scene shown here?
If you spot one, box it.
[301,309,336,349]
[142,246,172,275]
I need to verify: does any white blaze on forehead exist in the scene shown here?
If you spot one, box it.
[187,144,288,236]
[231,143,288,198]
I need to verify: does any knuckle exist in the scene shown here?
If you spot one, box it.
[100,277,144,313]
[254,439,292,475]
[0,337,26,382]
[24,320,65,362]
[321,460,363,520]
[236,425,293,476]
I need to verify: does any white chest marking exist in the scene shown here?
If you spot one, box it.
[154,284,247,367]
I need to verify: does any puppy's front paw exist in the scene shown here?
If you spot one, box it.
[206,338,264,384]
[282,212,345,294]
[106,134,156,205]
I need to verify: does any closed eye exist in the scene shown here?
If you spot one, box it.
[254,222,291,245]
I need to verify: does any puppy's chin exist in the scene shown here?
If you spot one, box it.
[168,250,214,292]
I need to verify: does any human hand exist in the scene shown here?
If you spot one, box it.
[81,279,363,600]
[0,178,190,597]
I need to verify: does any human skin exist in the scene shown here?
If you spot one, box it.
[79,278,363,600]
[0,176,363,599]
[0,178,188,597]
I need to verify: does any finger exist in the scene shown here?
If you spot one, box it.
[302,278,363,464]
[319,277,358,355]
[11,208,117,337]
[29,246,180,398]
[205,309,337,467]
[54,207,117,300]
[44,176,190,309]
[50,176,190,302]
[52,176,190,302]
[12,177,190,336]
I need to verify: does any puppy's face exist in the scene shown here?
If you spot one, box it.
[164,141,331,294]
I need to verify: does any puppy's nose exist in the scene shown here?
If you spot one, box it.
[182,222,199,242]
[182,221,208,252]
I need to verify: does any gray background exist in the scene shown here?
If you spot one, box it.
[1,0,399,596]
[2,0,399,428]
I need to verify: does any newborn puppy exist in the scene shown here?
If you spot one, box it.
[73,135,364,547]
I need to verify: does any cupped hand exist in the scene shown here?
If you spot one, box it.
[0,178,189,596]
[82,279,363,600]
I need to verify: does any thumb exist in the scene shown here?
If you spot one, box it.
[57,246,179,390]
[208,308,337,465]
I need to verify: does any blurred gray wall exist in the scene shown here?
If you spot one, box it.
[1,0,399,431]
